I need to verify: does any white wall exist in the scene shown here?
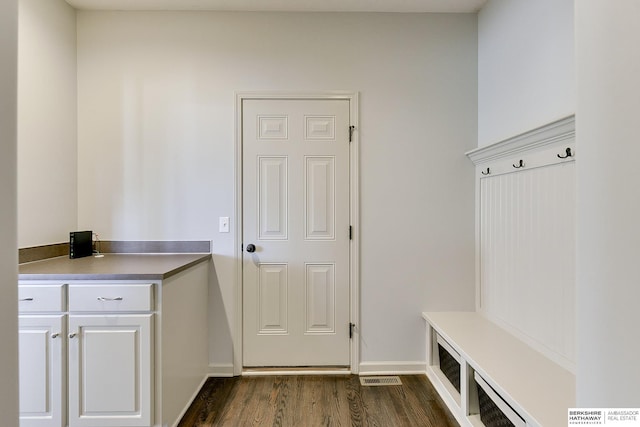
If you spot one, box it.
[0,0,19,422]
[575,0,640,407]
[478,0,574,147]
[479,0,640,407]
[76,11,477,368]
[18,0,77,248]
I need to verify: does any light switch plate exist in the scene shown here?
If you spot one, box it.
[219,217,230,233]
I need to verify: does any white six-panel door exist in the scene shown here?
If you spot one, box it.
[242,99,351,367]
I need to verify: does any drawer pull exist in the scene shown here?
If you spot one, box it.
[19,297,34,302]
[52,333,60,339]
[97,297,124,302]
[69,333,77,339]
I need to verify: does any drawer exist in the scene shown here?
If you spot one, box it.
[68,284,153,312]
[18,284,65,312]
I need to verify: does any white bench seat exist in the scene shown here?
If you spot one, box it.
[423,311,575,427]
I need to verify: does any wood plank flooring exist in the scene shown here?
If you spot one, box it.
[178,375,458,427]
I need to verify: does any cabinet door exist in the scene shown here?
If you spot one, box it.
[68,314,153,427]
[19,315,66,427]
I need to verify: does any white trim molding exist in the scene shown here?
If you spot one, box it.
[170,375,210,427]
[242,368,351,377]
[466,115,575,179]
[208,363,235,378]
[358,361,427,376]
[466,115,575,165]
[234,91,360,376]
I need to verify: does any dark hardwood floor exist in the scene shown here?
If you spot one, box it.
[178,375,458,427]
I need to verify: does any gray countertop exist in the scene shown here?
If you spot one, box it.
[19,253,211,281]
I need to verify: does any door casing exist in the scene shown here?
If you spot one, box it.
[234,91,360,375]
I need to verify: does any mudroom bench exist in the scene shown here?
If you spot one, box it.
[422,312,575,427]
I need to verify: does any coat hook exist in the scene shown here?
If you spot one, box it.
[557,147,573,159]
[513,159,524,169]
[481,167,490,176]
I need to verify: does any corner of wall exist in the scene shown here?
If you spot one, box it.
[0,0,19,422]
[17,0,78,247]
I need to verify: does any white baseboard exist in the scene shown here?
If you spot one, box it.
[170,374,209,427]
[208,363,235,377]
[243,368,350,376]
[212,362,426,377]
[358,361,426,376]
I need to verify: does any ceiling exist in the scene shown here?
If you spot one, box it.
[65,0,488,13]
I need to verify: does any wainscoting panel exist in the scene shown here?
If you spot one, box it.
[468,116,576,372]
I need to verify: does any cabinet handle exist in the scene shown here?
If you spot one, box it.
[52,333,60,339]
[69,333,77,339]
[19,297,34,301]
[97,297,123,301]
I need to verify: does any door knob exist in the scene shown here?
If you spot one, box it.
[246,244,256,253]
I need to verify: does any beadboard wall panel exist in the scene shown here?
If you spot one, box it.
[479,163,575,370]
[467,116,576,373]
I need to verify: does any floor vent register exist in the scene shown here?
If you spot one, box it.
[359,376,403,386]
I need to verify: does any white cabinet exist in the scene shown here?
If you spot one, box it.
[18,283,154,427]
[19,315,66,427]
[19,284,66,427]
[19,257,210,427]
[67,283,154,427]
[68,314,153,427]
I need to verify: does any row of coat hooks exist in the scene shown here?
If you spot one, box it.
[481,147,573,176]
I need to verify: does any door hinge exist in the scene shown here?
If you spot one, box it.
[349,323,355,339]
[349,125,355,142]
[349,226,352,240]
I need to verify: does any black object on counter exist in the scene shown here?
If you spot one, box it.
[70,231,92,259]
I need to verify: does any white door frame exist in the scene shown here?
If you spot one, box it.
[234,91,360,375]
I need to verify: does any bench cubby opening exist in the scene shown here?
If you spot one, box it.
[475,372,526,427]
[424,311,575,427]
[437,333,462,393]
